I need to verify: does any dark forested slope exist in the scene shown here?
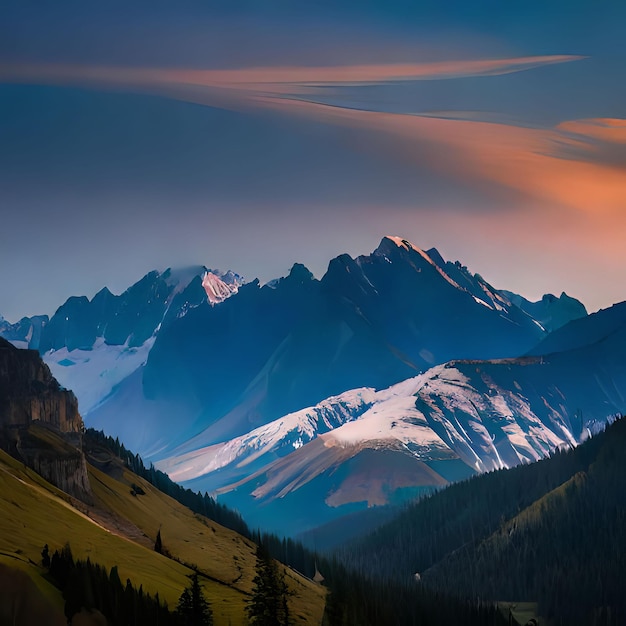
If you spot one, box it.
[339,416,626,625]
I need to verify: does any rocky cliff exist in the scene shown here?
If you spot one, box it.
[0,337,82,432]
[0,337,91,501]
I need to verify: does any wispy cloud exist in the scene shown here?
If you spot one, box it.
[4,54,622,218]
[557,118,626,145]
[0,54,583,93]
[248,95,626,217]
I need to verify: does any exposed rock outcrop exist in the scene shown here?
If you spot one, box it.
[0,337,82,432]
[0,337,91,501]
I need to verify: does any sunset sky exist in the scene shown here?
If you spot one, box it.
[1,1,625,321]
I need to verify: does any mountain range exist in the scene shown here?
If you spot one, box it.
[2,235,605,536]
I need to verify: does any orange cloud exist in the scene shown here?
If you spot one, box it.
[557,118,626,145]
[249,96,626,217]
[163,55,584,85]
[0,54,583,93]
[3,55,621,218]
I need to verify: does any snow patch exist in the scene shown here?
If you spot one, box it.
[44,336,155,414]
[473,296,494,310]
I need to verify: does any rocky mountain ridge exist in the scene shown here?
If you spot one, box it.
[87,236,568,456]
[0,237,593,535]
[162,300,626,535]
[1,238,586,461]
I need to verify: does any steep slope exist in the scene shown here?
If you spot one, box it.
[0,340,325,624]
[0,446,193,623]
[0,446,325,625]
[85,450,325,625]
[159,299,626,535]
[0,338,82,433]
[95,236,546,456]
[528,298,626,356]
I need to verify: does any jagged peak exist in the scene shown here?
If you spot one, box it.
[374,236,462,290]
[263,264,314,291]
[286,262,315,283]
[328,252,355,267]
[376,235,426,255]
[425,247,446,269]
[92,286,113,301]
[322,253,361,284]
[375,236,440,267]
[162,264,206,282]
[201,270,242,305]
[559,291,587,310]
[60,295,90,308]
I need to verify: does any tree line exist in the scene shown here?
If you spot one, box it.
[85,428,250,537]
[42,541,299,626]
[44,543,176,625]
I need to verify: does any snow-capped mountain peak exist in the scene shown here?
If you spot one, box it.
[201,270,242,304]
[160,265,244,305]
[374,235,442,267]
[159,387,379,483]
[3,264,245,414]
[157,359,574,491]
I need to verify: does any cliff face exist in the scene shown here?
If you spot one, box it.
[0,338,82,432]
[0,338,91,501]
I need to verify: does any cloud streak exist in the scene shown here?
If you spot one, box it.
[0,54,583,92]
[557,118,626,145]
[255,97,626,217]
[3,53,622,217]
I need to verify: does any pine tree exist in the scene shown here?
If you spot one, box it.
[176,572,213,626]
[247,544,290,626]
[155,527,163,554]
[176,588,193,623]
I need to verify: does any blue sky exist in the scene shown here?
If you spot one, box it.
[1,2,625,320]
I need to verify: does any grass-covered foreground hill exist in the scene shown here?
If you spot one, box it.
[0,432,325,625]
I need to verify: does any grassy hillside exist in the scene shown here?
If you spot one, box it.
[0,441,325,625]
[86,446,325,624]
